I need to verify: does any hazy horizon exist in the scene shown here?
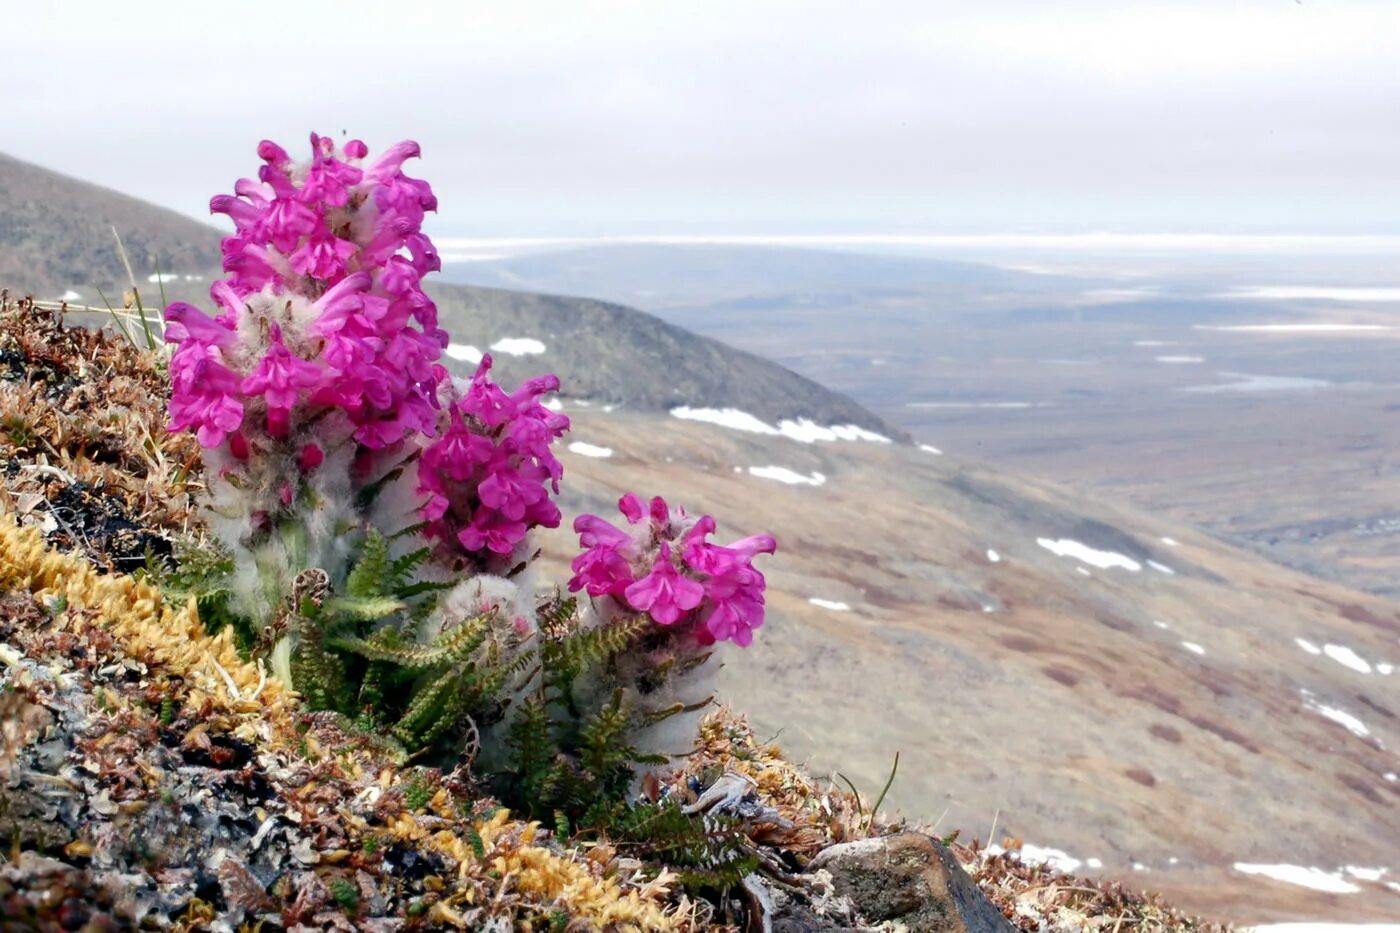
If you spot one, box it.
[7,0,1400,237]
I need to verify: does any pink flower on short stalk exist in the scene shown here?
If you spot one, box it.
[625,544,705,625]
[289,228,358,281]
[457,510,527,555]
[241,327,322,411]
[167,353,245,447]
[568,544,634,597]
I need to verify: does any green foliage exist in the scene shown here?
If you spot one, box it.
[613,801,758,893]
[329,876,359,912]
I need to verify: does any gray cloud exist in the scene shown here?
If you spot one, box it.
[4,0,1397,233]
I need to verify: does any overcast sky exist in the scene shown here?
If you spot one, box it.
[5,0,1399,236]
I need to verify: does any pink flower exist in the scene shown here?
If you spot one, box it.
[624,544,705,625]
[241,327,322,411]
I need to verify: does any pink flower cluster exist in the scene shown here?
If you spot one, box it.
[569,494,776,646]
[165,134,446,453]
[417,355,570,557]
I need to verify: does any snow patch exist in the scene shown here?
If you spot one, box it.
[748,466,826,487]
[1037,538,1142,571]
[490,337,547,356]
[1156,355,1205,364]
[445,343,484,363]
[1323,644,1373,674]
[1232,863,1360,894]
[669,408,891,446]
[778,418,891,444]
[1303,695,1371,738]
[809,598,851,612]
[1160,537,1180,547]
[1181,641,1206,656]
[567,442,613,459]
[1147,560,1175,575]
[1153,620,1171,630]
[544,398,564,411]
[1295,638,1322,656]
[672,407,779,435]
[919,443,943,455]
[57,290,81,302]
[146,273,179,284]
[986,549,1002,563]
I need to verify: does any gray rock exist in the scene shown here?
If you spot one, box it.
[807,834,1014,933]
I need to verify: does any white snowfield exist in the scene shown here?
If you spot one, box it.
[490,337,547,356]
[748,466,827,487]
[444,343,484,363]
[1323,644,1373,674]
[808,598,851,612]
[918,443,943,455]
[1036,538,1142,572]
[567,442,613,458]
[1232,863,1361,895]
[1156,355,1205,364]
[669,407,890,444]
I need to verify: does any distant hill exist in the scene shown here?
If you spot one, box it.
[0,152,222,298]
[439,242,1060,310]
[0,152,903,439]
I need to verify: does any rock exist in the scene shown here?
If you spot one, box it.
[807,833,1014,933]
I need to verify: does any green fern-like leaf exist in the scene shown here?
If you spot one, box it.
[346,528,391,598]
[324,594,407,621]
[391,667,463,748]
[332,613,493,671]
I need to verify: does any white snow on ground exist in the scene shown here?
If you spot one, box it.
[985,844,1084,874]
[778,418,892,443]
[490,337,547,356]
[1181,641,1206,656]
[1196,323,1391,333]
[919,443,943,455]
[1215,285,1400,302]
[1302,695,1371,738]
[1134,340,1175,347]
[668,407,892,444]
[1153,620,1171,630]
[1085,858,1103,869]
[567,442,613,458]
[1156,355,1205,364]
[1296,638,1322,656]
[1160,536,1180,547]
[672,407,780,435]
[58,290,81,302]
[1017,844,1083,874]
[146,273,179,283]
[1380,663,1395,675]
[1076,567,1092,577]
[748,466,827,487]
[1132,863,1150,872]
[544,398,564,411]
[445,343,484,363]
[1385,772,1398,782]
[1233,863,1360,894]
[1037,538,1142,571]
[1147,560,1175,575]
[986,549,1002,563]
[1324,644,1373,674]
[1344,866,1388,882]
[809,598,851,612]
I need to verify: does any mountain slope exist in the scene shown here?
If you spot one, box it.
[0,152,222,297]
[542,406,1400,923]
